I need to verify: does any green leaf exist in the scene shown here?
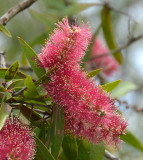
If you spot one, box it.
[102,80,121,92]
[77,139,90,160]
[21,52,28,66]
[101,6,122,64]
[87,68,102,78]
[33,127,41,137]
[90,142,105,160]
[0,24,12,38]
[46,106,64,160]
[18,37,46,78]
[77,140,105,160]
[0,68,26,79]
[62,135,78,160]
[35,67,55,87]
[7,79,24,90]
[0,86,6,92]
[0,102,11,130]
[121,131,143,152]
[19,104,42,121]
[111,81,137,98]
[5,61,19,82]
[24,75,40,99]
[59,152,68,160]
[35,136,55,160]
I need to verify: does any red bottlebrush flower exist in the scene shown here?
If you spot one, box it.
[91,39,119,76]
[0,117,35,160]
[39,18,127,146]
[39,18,91,69]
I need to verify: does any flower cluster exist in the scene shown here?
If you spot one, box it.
[0,117,35,160]
[91,39,119,76]
[39,18,127,146]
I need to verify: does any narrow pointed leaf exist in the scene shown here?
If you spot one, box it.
[121,131,143,152]
[5,61,19,82]
[35,136,55,160]
[111,81,137,98]
[18,37,46,78]
[0,102,11,130]
[24,75,39,99]
[0,24,12,38]
[62,135,78,160]
[102,80,121,92]
[47,106,64,160]
[101,6,122,64]
[7,79,24,90]
[87,68,102,78]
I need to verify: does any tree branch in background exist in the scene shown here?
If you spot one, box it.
[6,63,33,71]
[111,34,143,55]
[105,150,120,160]
[0,0,37,25]
[0,51,6,68]
[90,34,143,61]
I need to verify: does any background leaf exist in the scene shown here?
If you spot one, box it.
[101,5,122,64]
[121,131,143,152]
[111,81,138,98]
[18,37,46,78]
[0,24,12,37]
[102,80,121,92]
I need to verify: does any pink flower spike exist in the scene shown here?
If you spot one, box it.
[39,18,127,146]
[0,117,36,160]
[91,39,119,76]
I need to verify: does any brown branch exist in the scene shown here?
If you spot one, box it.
[0,51,6,68]
[7,101,52,110]
[6,63,33,71]
[116,99,143,113]
[0,0,37,25]
[111,35,143,55]
[12,87,27,96]
[105,150,120,160]
[90,35,143,61]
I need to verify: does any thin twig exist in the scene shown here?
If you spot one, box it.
[90,35,143,61]
[7,101,52,110]
[6,63,33,71]
[111,35,143,55]
[104,150,120,160]
[0,0,37,25]
[12,86,27,96]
